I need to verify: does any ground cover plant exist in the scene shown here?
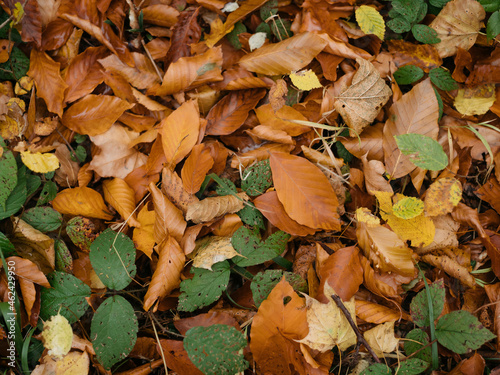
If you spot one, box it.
[0,0,500,373]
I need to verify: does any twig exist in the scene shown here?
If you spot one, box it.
[141,39,163,83]
[331,294,381,363]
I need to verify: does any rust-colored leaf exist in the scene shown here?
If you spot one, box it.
[161,167,199,213]
[206,89,266,135]
[6,256,50,287]
[181,144,214,194]
[149,182,186,244]
[52,187,114,220]
[270,152,341,231]
[143,235,185,311]
[165,7,202,66]
[102,178,140,227]
[61,94,133,136]
[141,4,179,27]
[27,49,67,117]
[355,300,407,324]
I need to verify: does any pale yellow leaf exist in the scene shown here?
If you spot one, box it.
[355,207,380,227]
[21,151,59,173]
[191,236,242,270]
[454,84,496,116]
[355,5,385,40]
[363,321,399,357]
[289,70,322,91]
[102,178,140,227]
[420,214,460,253]
[41,313,73,359]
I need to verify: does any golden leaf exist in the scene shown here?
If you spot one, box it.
[424,177,462,217]
[289,70,322,91]
[52,187,114,220]
[334,58,391,136]
[355,5,385,40]
[454,84,496,116]
[102,178,140,227]
[191,236,242,270]
[420,253,475,288]
[21,151,59,173]
[363,321,399,357]
[133,205,155,258]
[149,182,186,244]
[143,235,185,311]
[185,192,249,224]
[181,145,214,194]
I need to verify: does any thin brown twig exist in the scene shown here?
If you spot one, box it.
[331,294,381,364]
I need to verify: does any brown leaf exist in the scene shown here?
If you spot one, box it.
[254,104,311,137]
[174,311,240,335]
[160,100,200,166]
[27,50,67,117]
[485,283,500,352]
[141,4,179,27]
[341,122,384,162]
[421,253,475,288]
[19,0,42,45]
[143,235,185,311]
[52,186,113,220]
[269,78,288,112]
[149,182,186,244]
[161,167,199,213]
[355,300,407,324]
[6,256,50,287]
[19,278,36,322]
[239,32,327,75]
[450,352,485,375]
[475,176,500,216]
[334,58,391,136]
[429,0,485,58]
[301,146,344,170]
[246,125,295,145]
[102,178,140,227]
[157,339,204,375]
[230,143,294,168]
[383,79,439,179]
[61,94,133,136]
[54,144,80,188]
[133,204,155,258]
[165,7,202,66]
[254,191,317,236]
[206,89,266,135]
[250,279,309,375]
[270,152,341,230]
[181,144,214,194]
[387,40,442,72]
[186,192,249,224]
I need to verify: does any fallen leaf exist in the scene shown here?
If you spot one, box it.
[355,300,405,324]
[454,84,496,116]
[52,187,113,220]
[132,204,155,258]
[185,192,249,224]
[181,144,214,194]
[363,321,399,357]
[161,167,199,213]
[424,177,462,217]
[21,151,59,173]
[149,182,186,244]
[102,178,140,227]
[192,236,242,270]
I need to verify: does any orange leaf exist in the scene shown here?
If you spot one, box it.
[160,100,200,166]
[27,49,67,117]
[250,279,309,374]
[61,94,133,136]
[149,182,186,244]
[239,32,327,75]
[19,279,36,322]
[143,235,185,311]
[52,187,113,220]
[133,204,156,258]
[205,89,266,135]
[141,4,179,27]
[270,152,341,231]
[181,144,214,194]
[102,178,141,227]
[254,104,311,137]
[355,300,407,324]
[383,79,439,179]
[254,191,316,236]
[230,143,294,169]
[6,256,50,287]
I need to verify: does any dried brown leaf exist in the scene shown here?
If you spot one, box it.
[149,182,186,244]
[185,192,249,224]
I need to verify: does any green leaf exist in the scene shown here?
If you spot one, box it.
[241,159,273,196]
[0,165,26,220]
[393,65,424,85]
[26,174,41,197]
[37,180,57,206]
[238,202,265,230]
[0,149,17,209]
[392,197,424,219]
[361,363,392,375]
[410,279,445,327]
[433,87,443,120]
[487,11,500,41]
[231,227,290,267]
[91,295,138,370]
[73,145,87,163]
[395,134,448,171]
[435,310,496,354]
[21,207,62,232]
[55,239,73,272]
[227,21,246,50]
[404,329,431,363]
[479,0,500,12]
[184,324,249,375]
[387,16,412,33]
[395,358,429,374]
[178,261,231,312]
[392,0,419,23]
[0,47,29,80]
[256,22,272,39]
[251,270,307,307]
[40,271,91,324]
[429,0,451,8]
[215,178,237,196]
[270,18,291,40]
[89,229,137,290]
[411,24,440,44]
[0,231,16,257]
[429,67,458,91]
[66,216,97,251]
[260,0,278,21]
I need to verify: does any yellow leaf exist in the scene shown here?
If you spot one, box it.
[355,5,385,40]
[392,196,424,219]
[296,283,356,352]
[356,207,380,227]
[289,70,322,91]
[41,313,73,359]
[424,177,462,217]
[52,187,114,220]
[363,321,399,357]
[133,205,155,258]
[454,84,496,116]
[191,236,242,270]
[11,2,24,26]
[21,151,60,173]
[103,178,140,227]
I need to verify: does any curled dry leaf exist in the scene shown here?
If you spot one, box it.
[270,152,341,231]
[149,182,186,244]
[52,186,114,220]
[143,235,185,311]
[420,253,476,288]
[420,214,460,254]
[185,192,249,224]
[102,178,140,227]
[334,58,391,136]
[191,236,242,270]
[301,146,344,170]
[162,167,199,213]
[54,144,80,188]
[230,143,294,168]
[363,321,399,357]
[429,0,485,58]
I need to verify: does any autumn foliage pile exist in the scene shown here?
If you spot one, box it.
[1,0,500,373]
